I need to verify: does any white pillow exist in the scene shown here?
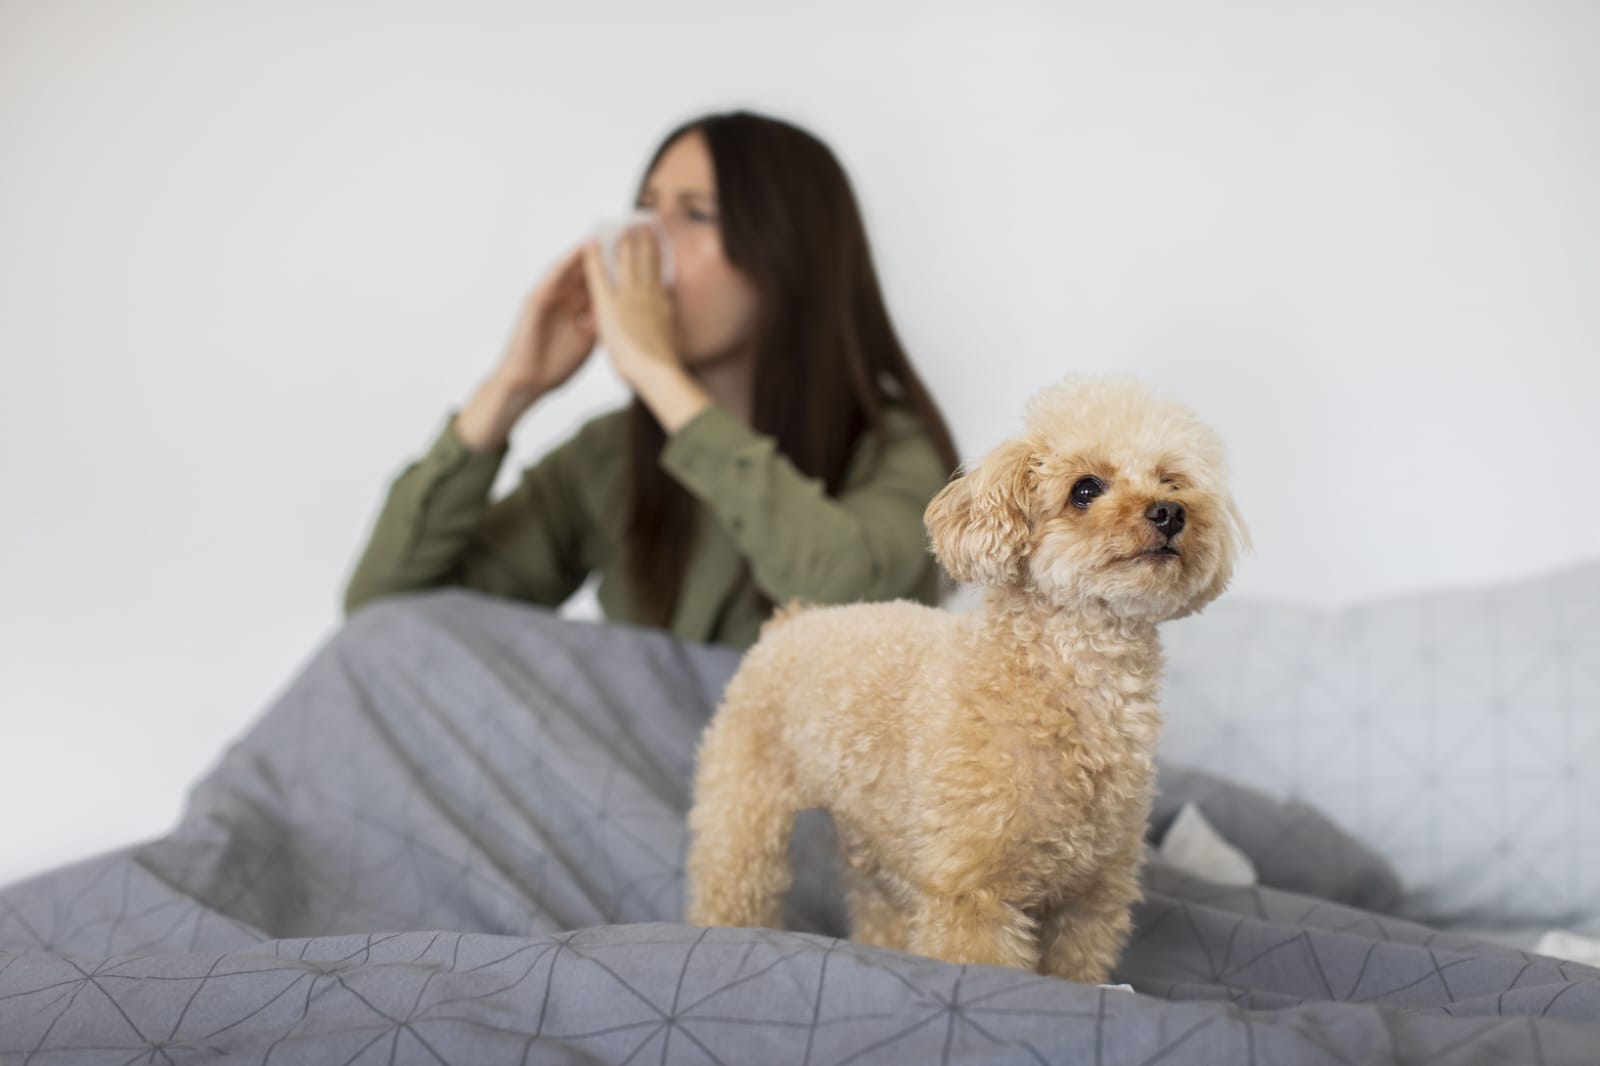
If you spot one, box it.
[1156,558,1600,934]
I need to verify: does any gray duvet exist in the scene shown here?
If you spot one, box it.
[2,589,1596,1064]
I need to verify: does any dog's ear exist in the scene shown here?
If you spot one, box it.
[924,439,1035,585]
[1186,495,1252,615]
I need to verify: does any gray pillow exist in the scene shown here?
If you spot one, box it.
[1156,558,1600,934]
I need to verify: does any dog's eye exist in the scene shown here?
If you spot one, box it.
[1070,477,1104,509]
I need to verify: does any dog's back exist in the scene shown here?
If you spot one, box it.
[723,599,964,822]
[735,599,960,728]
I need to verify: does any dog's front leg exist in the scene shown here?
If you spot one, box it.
[906,889,1039,970]
[1035,847,1142,984]
[842,864,912,950]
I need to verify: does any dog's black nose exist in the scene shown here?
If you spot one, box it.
[1146,501,1186,538]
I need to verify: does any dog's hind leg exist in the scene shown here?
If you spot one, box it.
[684,697,801,930]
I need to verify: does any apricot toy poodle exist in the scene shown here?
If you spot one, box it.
[685,375,1248,983]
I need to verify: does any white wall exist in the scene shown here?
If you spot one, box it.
[2,0,1595,887]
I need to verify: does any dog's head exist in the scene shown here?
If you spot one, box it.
[925,376,1249,622]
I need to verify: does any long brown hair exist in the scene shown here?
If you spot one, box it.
[625,110,959,626]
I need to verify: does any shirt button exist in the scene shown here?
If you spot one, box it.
[731,516,744,532]
[735,456,751,470]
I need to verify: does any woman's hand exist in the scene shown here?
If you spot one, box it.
[580,223,687,391]
[454,242,599,452]
[581,226,712,432]
[494,241,600,404]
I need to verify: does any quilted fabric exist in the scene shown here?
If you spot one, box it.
[1159,558,1600,932]
[2,590,1595,1063]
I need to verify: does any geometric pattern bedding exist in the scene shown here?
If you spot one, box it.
[1158,557,1600,934]
[1,589,1596,1063]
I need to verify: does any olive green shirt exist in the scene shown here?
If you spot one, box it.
[343,403,951,648]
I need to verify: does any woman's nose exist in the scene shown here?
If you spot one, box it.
[641,215,679,285]
[651,211,684,240]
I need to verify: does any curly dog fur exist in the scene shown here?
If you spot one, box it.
[685,375,1248,982]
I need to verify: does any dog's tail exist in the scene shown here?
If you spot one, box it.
[684,686,802,930]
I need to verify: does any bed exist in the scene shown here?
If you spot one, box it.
[2,586,1596,1063]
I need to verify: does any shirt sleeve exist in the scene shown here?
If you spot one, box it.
[658,404,950,606]
[342,412,591,616]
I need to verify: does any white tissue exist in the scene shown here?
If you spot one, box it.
[1155,802,1259,887]
[593,210,675,288]
[1534,929,1600,966]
